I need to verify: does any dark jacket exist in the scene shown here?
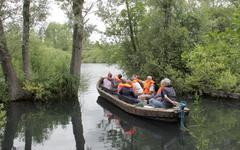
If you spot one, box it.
[119,87,139,104]
[154,86,176,108]
[119,87,137,98]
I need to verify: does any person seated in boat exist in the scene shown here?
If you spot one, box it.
[131,74,144,95]
[103,73,113,90]
[118,79,140,104]
[113,74,123,88]
[143,76,155,95]
[149,78,178,108]
[117,79,132,93]
[136,76,155,101]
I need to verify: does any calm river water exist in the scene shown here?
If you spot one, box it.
[0,64,240,150]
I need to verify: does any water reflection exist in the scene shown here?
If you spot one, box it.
[97,95,240,150]
[188,97,240,150]
[1,99,84,150]
[97,96,187,150]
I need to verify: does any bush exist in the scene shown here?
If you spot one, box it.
[27,34,83,101]
[0,77,9,102]
[1,26,79,101]
[164,66,187,94]
[183,30,240,93]
[23,81,45,100]
[215,71,237,92]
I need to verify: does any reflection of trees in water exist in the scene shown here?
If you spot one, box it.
[189,97,240,150]
[79,74,90,93]
[97,96,240,150]
[0,75,88,150]
[97,97,185,150]
[0,104,6,143]
[15,103,71,144]
[98,109,181,150]
[1,99,85,150]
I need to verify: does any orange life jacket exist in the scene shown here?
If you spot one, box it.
[117,83,132,92]
[157,86,165,95]
[143,80,155,94]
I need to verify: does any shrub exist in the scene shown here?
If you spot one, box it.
[0,77,9,102]
[214,70,237,92]
[23,81,45,100]
[183,30,240,93]
[1,28,79,101]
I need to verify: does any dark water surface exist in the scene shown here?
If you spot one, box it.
[0,64,240,150]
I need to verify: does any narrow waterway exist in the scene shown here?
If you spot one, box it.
[0,64,239,150]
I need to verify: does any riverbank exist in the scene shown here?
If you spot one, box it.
[204,90,240,100]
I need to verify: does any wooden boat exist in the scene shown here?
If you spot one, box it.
[97,78,190,122]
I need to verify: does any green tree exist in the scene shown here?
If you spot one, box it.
[0,1,26,101]
[183,20,240,93]
[44,22,72,51]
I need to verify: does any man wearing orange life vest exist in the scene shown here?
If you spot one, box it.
[118,79,140,104]
[143,76,155,95]
[117,79,133,93]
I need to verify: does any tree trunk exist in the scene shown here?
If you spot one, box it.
[0,18,24,101]
[22,0,30,79]
[71,99,85,150]
[70,0,84,76]
[125,0,138,52]
[1,103,22,150]
[163,0,172,29]
[24,123,32,150]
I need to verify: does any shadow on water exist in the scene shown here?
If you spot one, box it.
[96,96,190,150]
[1,98,85,150]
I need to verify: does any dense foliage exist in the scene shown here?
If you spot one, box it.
[0,23,75,101]
[0,20,106,101]
[97,0,240,94]
[1,0,240,100]
[44,23,72,51]
[183,6,240,93]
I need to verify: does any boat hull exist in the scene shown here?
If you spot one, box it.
[97,78,190,122]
